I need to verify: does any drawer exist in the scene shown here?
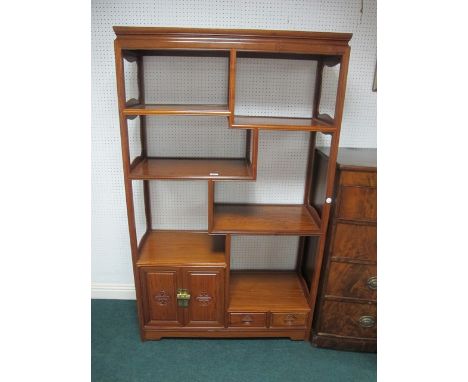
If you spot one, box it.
[340,171,376,187]
[319,301,376,339]
[270,312,308,328]
[229,312,266,327]
[337,186,376,222]
[332,223,376,261]
[325,262,377,301]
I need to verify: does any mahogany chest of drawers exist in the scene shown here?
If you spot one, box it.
[312,147,377,352]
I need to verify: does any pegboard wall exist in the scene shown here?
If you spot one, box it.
[92,0,376,286]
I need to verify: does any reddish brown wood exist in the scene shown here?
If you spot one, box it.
[136,231,226,267]
[229,272,311,313]
[212,204,321,235]
[312,334,376,352]
[340,171,376,187]
[250,129,259,177]
[114,27,352,55]
[229,312,267,328]
[317,300,376,339]
[306,47,351,329]
[183,268,225,327]
[331,223,377,261]
[140,267,183,327]
[336,186,377,222]
[123,103,230,116]
[143,329,307,340]
[224,234,231,328]
[230,116,335,132]
[324,262,377,301]
[114,40,146,340]
[207,180,214,232]
[312,61,324,118]
[114,27,352,342]
[312,148,377,352]
[228,49,236,125]
[271,312,308,328]
[129,157,254,180]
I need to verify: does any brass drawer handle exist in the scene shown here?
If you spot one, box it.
[367,276,377,290]
[359,316,376,328]
[241,315,254,325]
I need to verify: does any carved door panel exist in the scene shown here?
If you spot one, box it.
[140,267,183,327]
[183,268,224,327]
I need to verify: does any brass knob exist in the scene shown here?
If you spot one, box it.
[367,276,377,290]
[359,316,376,328]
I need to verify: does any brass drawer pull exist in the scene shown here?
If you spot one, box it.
[241,315,254,325]
[367,276,377,290]
[359,315,376,328]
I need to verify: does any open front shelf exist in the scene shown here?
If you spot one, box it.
[137,231,226,266]
[130,157,254,180]
[229,272,310,312]
[123,103,230,116]
[231,115,336,132]
[212,204,321,235]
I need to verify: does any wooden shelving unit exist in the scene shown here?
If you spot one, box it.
[114,27,351,341]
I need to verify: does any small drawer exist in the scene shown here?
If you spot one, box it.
[337,186,376,222]
[318,301,376,339]
[340,171,376,187]
[270,312,308,328]
[332,223,376,261]
[325,262,377,301]
[229,312,266,327]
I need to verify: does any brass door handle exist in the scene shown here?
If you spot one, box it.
[176,289,190,307]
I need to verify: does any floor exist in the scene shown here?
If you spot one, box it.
[92,300,376,382]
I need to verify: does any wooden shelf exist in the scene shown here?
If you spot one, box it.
[212,204,321,235]
[229,272,310,312]
[231,115,335,132]
[123,103,230,116]
[137,231,226,267]
[129,157,254,180]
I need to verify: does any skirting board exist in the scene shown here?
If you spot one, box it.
[91,283,136,300]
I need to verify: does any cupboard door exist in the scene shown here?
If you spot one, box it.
[140,267,183,327]
[183,268,224,327]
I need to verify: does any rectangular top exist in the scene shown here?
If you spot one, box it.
[317,147,377,170]
[113,26,352,43]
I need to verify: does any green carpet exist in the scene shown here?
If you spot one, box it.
[92,300,376,382]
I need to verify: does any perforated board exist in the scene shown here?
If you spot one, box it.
[92,0,377,284]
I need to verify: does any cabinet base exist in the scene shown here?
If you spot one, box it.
[143,328,309,341]
[311,333,376,352]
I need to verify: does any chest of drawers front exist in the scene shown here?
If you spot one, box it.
[312,148,377,352]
